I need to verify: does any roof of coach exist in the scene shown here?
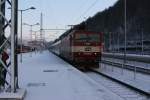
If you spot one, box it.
[52,23,102,44]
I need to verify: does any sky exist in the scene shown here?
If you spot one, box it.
[16,0,118,42]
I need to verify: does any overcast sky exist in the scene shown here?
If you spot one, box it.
[17,0,118,41]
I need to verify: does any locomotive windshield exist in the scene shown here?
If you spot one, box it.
[75,34,100,42]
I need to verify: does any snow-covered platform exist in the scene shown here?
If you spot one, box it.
[95,63,150,95]
[17,51,125,100]
[0,89,26,100]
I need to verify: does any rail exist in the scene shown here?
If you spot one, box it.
[86,71,150,98]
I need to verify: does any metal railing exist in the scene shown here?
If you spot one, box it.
[101,52,150,79]
[102,52,150,63]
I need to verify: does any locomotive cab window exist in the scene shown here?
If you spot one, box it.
[75,33,100,42]
[88,34,100,42]
[75,34,87,42]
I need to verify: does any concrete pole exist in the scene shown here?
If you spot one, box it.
[11,0,18,92]
[122,0,126,75]
[141,28,144,55]
[40,13,43,52]
[30,25,33,56]
[117,32,120,52]
[20,10,23,62]
[109,32,111,52]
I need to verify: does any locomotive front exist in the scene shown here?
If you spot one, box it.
[72,31,102,66]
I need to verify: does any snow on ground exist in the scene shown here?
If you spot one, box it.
[96,63,150,94]
[18,51,125,100]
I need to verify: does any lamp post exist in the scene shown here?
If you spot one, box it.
[19,7,36,62]
[23,23,39,55]
[8,6,36,62]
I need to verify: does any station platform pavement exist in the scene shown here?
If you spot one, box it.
[16,51,125,100]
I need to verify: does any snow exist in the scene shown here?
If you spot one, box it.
[17,51,125,100]
[96,63,150,95]
[0,89,26,99]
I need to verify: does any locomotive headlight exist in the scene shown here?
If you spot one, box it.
[78,53,81,55]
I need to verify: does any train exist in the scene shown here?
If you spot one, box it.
[49,25,103,69]
[17,45,33,54]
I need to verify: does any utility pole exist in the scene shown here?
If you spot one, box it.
[117,32,120,52]
[40,13,43,51]
[11,0,18,92]
[0,0,18,93]
[109,32,112,52]
[122,0,127,75]
[0,0,5,46]
[0,0,10,85]
[141,28,144,55]
[23,22,39,55]
[0,0,26,98]
[1,0,19,93]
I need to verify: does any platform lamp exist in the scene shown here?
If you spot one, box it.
[8,6,36,62]
[19,7,36,62]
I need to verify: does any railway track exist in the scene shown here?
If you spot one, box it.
[85,71,150,100]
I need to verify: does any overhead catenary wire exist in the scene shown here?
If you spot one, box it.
[74,0,99,24]
[67,0,89,24]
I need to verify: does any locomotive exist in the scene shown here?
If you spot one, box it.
[50,25,103,69]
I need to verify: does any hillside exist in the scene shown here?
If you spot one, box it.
[83,0,150,51]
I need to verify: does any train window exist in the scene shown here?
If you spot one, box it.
[88,34,100,42]
[75,34,87,39]
[75,34,87,42]
[75,34,100,42]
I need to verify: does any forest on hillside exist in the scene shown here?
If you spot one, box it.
[82,0,150,52]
